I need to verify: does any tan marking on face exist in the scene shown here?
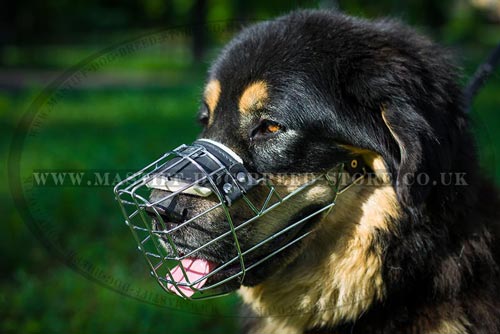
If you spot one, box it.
[204,80,221,125]
[238,81,269,114]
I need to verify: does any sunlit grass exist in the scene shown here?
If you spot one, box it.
[2,38,500,333]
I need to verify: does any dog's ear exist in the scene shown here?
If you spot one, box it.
[380,103,441,208]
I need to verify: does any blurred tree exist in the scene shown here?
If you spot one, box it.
[1,0,499,66]
[191,0,207,61]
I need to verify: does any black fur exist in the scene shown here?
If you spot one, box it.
[159,9,500,333]
[210,10,500,333]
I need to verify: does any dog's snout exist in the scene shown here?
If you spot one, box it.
[145,200,190,231]
[151,215,178,231]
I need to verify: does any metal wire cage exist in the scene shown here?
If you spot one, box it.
[114,142,349,300]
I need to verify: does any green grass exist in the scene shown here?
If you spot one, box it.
[472,80,500,180]
[1,65,242,333]
[2,36,500,334]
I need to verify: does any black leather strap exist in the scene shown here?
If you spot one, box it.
[158,140,259,206]
[194,140,260,205]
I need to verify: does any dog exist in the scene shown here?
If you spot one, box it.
[148,10,500,334]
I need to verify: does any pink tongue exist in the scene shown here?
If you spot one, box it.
[167,258,215,297]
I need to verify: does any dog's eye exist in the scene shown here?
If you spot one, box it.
[198,104,210,126]
[250,119,284,141]
[266,123,281,133]
[199,114,209,126]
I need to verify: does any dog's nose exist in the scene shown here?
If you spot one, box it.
[145,204,189,231]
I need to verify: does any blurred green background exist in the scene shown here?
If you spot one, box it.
[1,1,500,333]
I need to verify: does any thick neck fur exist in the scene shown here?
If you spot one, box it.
[239,170,500,333]
[239,182,398,333]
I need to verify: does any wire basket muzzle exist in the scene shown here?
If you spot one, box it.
[114,139,345,299]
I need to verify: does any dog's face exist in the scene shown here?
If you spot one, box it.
[149,11,466,295]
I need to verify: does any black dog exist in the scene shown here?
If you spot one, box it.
[151,10,500,333]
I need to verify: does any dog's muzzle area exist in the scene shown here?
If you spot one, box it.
[114,139,361,299]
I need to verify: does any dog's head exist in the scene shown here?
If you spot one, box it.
[117,10,472,300]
